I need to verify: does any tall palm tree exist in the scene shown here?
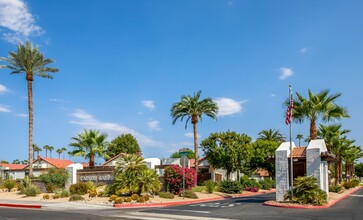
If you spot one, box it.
[56,148,66,159]
[49,146,54,158]
[344,146,363,178]
[171,91,218,173]
[68,151,72,160]
[43,145,51,158]
[296,134,304,146]
[32,144,42,158]
[257,129,285,142]
[331,137,353,184]
[290,89,349,140]
[0,42,59,176]
[61,147,67,159]
[70,129,109,167]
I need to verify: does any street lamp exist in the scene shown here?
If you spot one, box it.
[179,148,190,199]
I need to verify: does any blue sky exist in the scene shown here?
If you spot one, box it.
[0,0,362,164]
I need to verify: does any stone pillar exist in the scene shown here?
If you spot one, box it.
[275,142,295,202]
[306,139,329,196]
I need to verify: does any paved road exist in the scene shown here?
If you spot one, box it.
[139,188,363,220]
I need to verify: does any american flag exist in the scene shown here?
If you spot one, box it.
[285,96,293,125]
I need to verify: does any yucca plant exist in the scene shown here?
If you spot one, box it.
[285,176,327,206]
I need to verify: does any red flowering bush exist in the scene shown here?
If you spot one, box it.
[164,165,196,195]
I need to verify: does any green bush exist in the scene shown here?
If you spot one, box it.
[55,188,71,198]
[343,181,353,189]
[219,180,242,194]
[39,168,69,191]
[53,194,60,199]
[329,185,342,193]
[137,197,145,203]
[69,183,88,195]
[85,181,97,192]
[131,194,139,201]
[142,194,150,201]
[89,191,97,198]
[43,194,50,200]
[69,194,85,202]
[2,179,16,192]
[159,192,175,199]
[192,186,204,192]
[351,178,361,187]
[124,197,132,202]
[22,185,41,197]
[259,179,275,190]
[204,180,216,193]
[285,176,327,206]
[114,197,124,204]
[181,190,198,199]
[240,176,261,190]
[109,194,118,202]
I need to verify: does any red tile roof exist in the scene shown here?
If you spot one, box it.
[24,157,74,169]
[0,163,27,170]
[290,147,307,158]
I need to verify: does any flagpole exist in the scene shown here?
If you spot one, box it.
[289,85,294,201]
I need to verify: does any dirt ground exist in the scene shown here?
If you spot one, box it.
[0,189,274,205]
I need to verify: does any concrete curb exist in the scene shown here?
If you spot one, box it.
[0,203,42,209]
[114,189,276,208]
[263,185,363,209]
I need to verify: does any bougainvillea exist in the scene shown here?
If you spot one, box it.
[164,165,196,195]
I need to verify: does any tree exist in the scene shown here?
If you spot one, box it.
[43,145,52,158]
[67,151,72,160]
[0,42,59,176]
[170,149,195,159]
[32,144,42,158]
[355,163,363,178]
[56,148,66,159]
[200,131,252,180]
[257,129,285,142]
[70,129,109,167]
[0,160,9,164]
[171,91,218,174]
[21,160,29,164]
[249,140,279,177]
[296,134,304,146]
[12,159,20,164]
[343,146,362,178]
[289,89,349,140]
[113,154,160,195]
[105,134,141,159]
[61,147,67,159]
[48,146,54,158]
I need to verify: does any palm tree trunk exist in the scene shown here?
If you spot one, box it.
[310,119,317,140]
[90,154,95,168]
[335,162,339,185]
[27,80,34,176]
[339,159,343,184]
[193,121,199,185]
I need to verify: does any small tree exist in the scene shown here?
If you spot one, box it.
[105,134,141,159]
[355,163,363,178]
[249,140,279,177]
[170,149,195,159]
[39,168,69,192]
[164,165,196,195]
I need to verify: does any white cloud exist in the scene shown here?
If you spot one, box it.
[0,104,10,112]
[69,109,163,147]
[214,98,246,116]
[279,67,294,80]
[141,100,155,111]
[0,0,43,43]
[49,98,67,103]
[147,119,161,131]
[300,48,308,54]
[0,84,8,94]
[184,132,202,139]
[270,94,276,97]
[15,113,27,117]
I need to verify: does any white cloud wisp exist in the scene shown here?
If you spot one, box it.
[0,84,9,94]
[147,119,161,131]
[141,100,155,111]
[0,104,11,112]
[214,98,246,116]
[279,67,294,80]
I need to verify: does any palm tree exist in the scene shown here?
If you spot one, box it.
[296,134,304,146]
[290,89,349,140]
[32,144,42,158]
[56,148,66,159]
[331,137,353,184]
[171,91,218,173]
[49,146,54,158]
[61,147,67,159]
[318,124,350,151]
[43,145,51,158]
[68,151,72,160]
[344,146,363,178]
[257,129,285,142]
[0,42,59,176]
[70,129,109,168]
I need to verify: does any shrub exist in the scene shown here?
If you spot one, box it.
[69,183,88,195]
[142,194,150,201]
[285,176,327,206]
[240,176,261,190]
[343,181,353,189]
[114,197,124,204]
[2,179,16,192]
[69,194,85,202]
[85,181,97,192]
[219,180,242,194]
[181,190,198,199]
[89,191,97,198]
[351,178,361,187]
[259,179,275,190]
[124,197,132,203]
[192,186,204,192]
[329,185,342,193]
[245,186,259,192]
[164,165,196,195]
[43,194,50,200]
[109,195,118,202]
[204,180,216,193]
[137,197,145,203]
[22,185,41,197]
[131,194,139,201]
[159,192,175,199]
[39,168,69,191]
[53,194,60,199]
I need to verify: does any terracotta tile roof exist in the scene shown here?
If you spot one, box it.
[81,162,89,167]
[290,147,307,158]
[0,163,27,170]
[255,168,270,177]
[25,157,74,169]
